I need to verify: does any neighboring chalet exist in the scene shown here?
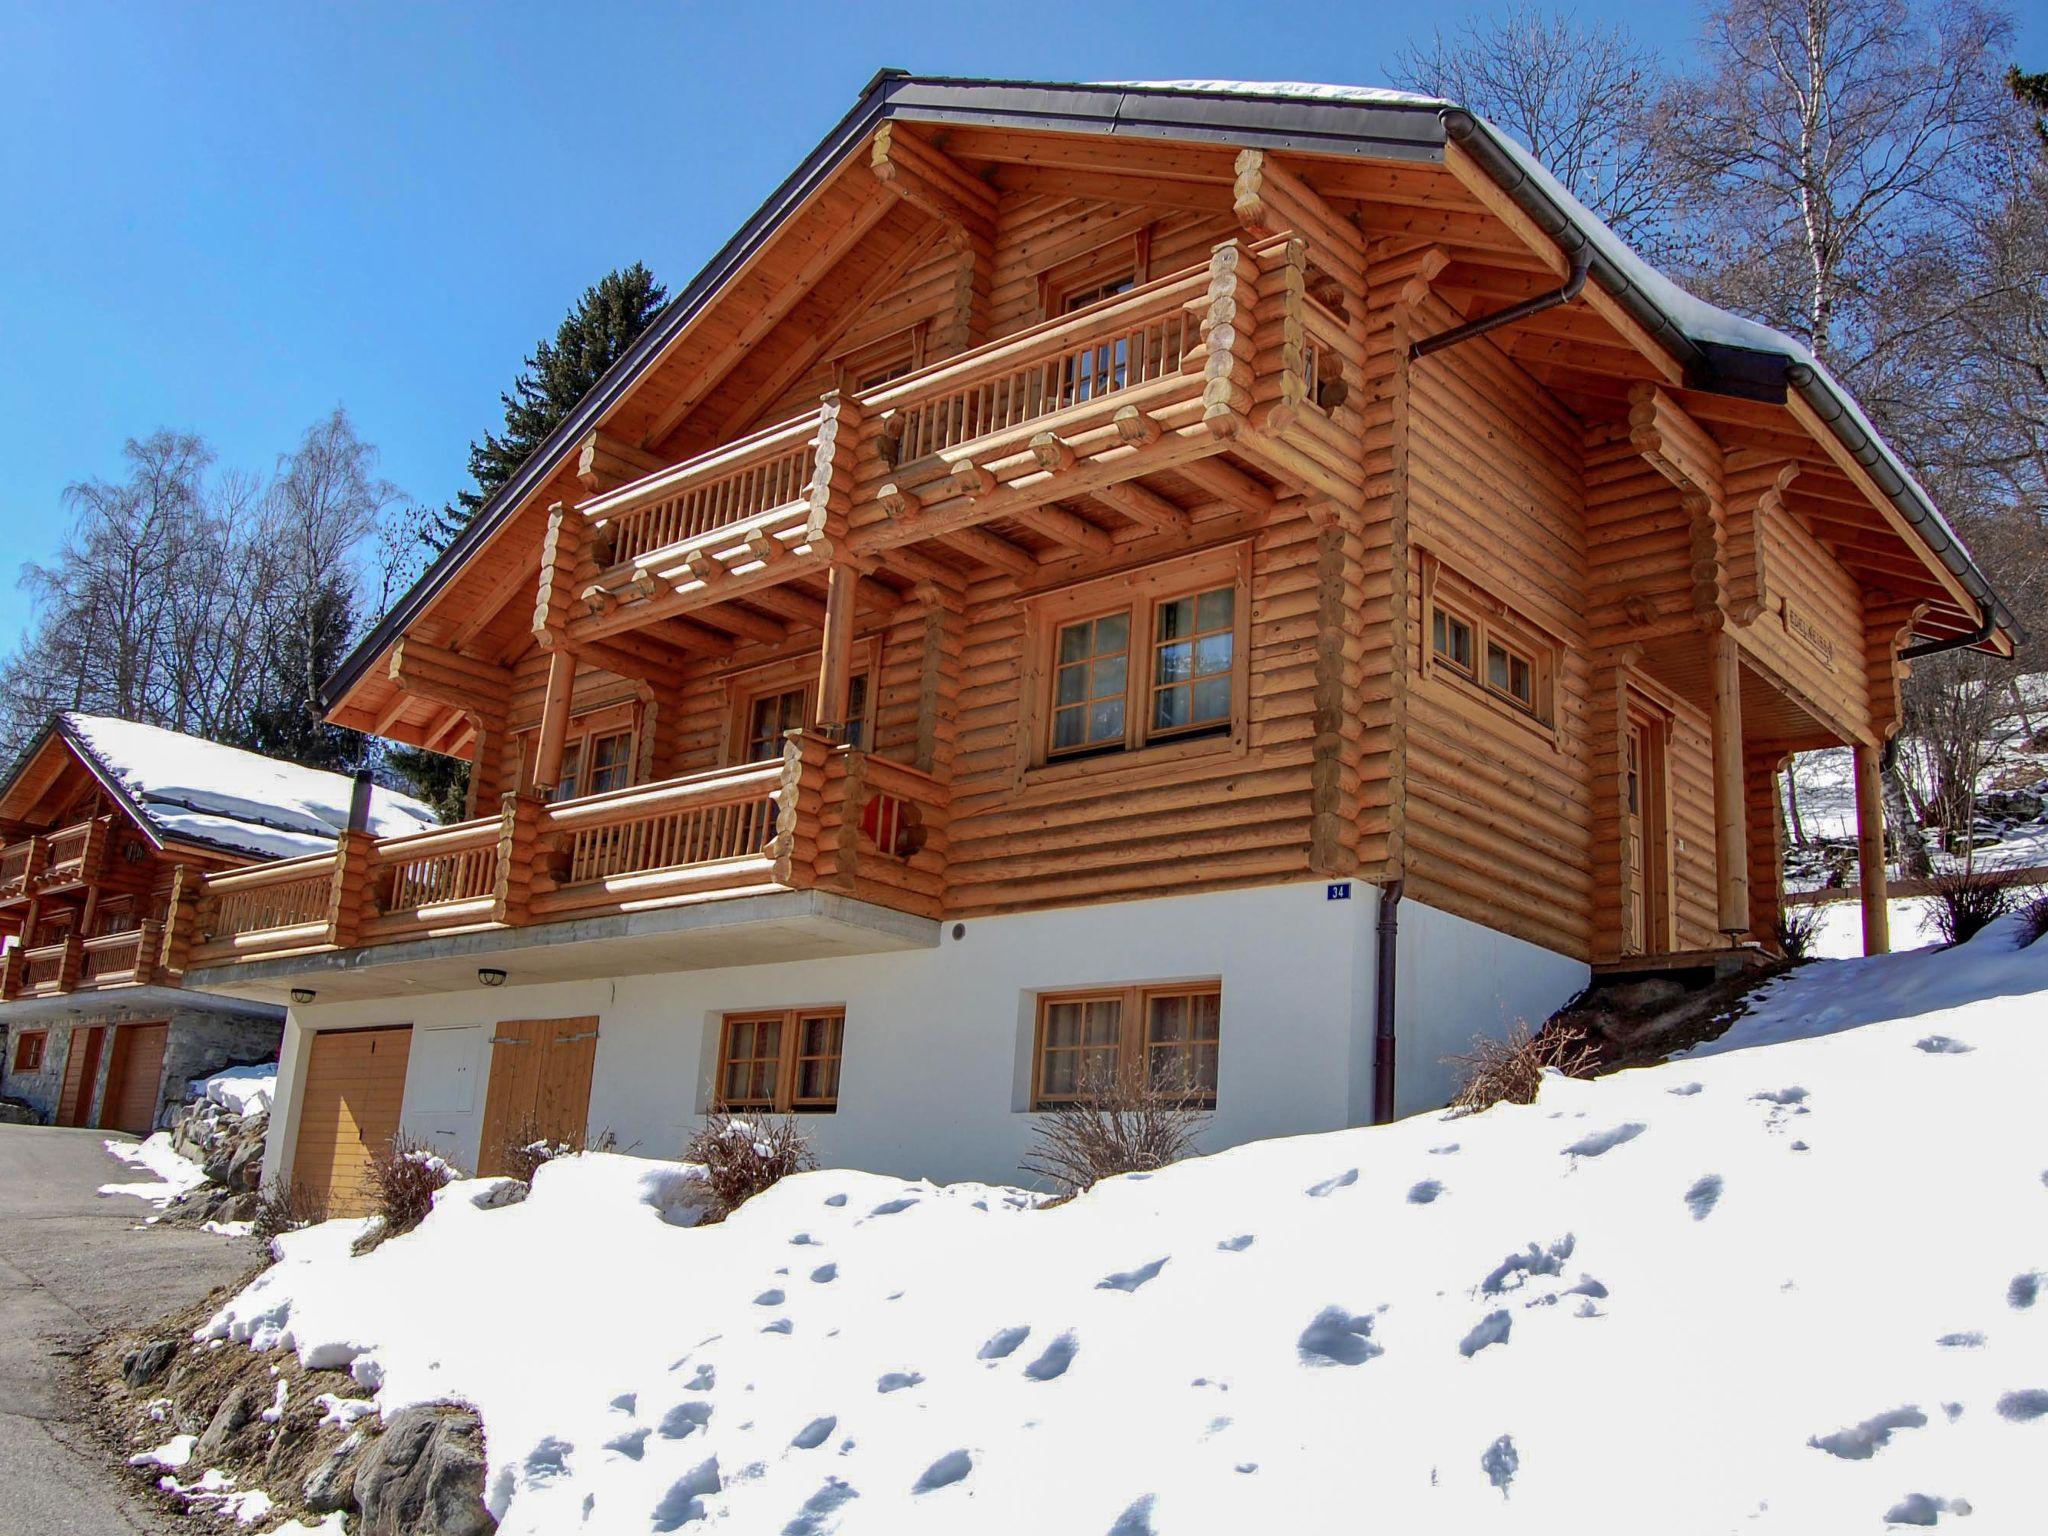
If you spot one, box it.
[176,77,2009,1207]
[0,714,434,1133]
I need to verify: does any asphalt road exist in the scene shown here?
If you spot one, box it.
[0,1125,258,1534]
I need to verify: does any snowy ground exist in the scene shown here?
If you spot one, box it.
[100,1133,209,1209]
[199,921,2048,1535]
[1803,896,1947,960]
[195,1063,277,1117]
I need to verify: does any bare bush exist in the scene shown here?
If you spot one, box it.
[1021,1064,1208,1197]
[1773,902,1828,961]
[353,1135,462,1253]
[250,1178,327,1246]
[1449,1021,1598,1114]
[1927,866,2026,946]
[488,1115,618,1182]
[2017,892,2048,949]
[683,1114,817,1221]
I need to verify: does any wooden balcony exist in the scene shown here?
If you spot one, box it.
[186,734,948,967]
[0,922,167,1001]
[0,816,115,904]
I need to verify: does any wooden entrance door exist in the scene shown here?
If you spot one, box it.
[476,1017,599,1176]
[57,1024,106,1127]
[292,1026,413,1216]
[101,1022,168,1135]
[1621,707,1671,956]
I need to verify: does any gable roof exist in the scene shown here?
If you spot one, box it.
[325,72,2009,710]
[0,714,438,863]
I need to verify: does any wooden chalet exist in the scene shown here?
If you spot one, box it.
[172,77,2010,1196]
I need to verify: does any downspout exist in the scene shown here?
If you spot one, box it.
[1371,878,1403,1125]
[1409,244,1593,362]
[1900,599,1997,662]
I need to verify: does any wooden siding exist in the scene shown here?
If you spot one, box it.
[292,1026,412,1217]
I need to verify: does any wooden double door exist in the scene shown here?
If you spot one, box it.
[58,1022,166,1134]
[476,1017,599,1176]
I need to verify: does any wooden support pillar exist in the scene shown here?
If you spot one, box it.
[1709,628,1750,936]
[816,563,859,735]
[1854,741,1891,956]
[532,648,576,793]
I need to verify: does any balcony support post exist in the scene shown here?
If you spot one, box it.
[816,562,861,736]
[533,647,577,793]
[1709,627,1751,937]
[492,792,544,926]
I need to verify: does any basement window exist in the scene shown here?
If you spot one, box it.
[716,1008,845,1112]
[1031,983,1221,1110]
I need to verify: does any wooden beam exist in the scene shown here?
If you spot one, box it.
[576,430,666,495]
[1709,628,1749,936]
[1089,482,1192,537]
[1441,140,1568,279]
[533,649,575,792]
[1178,456,1276,514]
[1853,741,1890,956]
[686,601,788,647]
[1011,503,1114,557]
[741,584,830,630]
[816,563,859,728]
[1231,149,1366,288]
[989,163,1232,216]
[869,122,998,244]
[939,525,1037,576]
[639,184,896,448]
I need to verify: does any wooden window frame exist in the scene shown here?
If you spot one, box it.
[12,1029,47,1073]
[714,1006,846,1113]
[1036,226,1153,320]
[517,700,643,803]
[1420,552,1562,742]
[720,641,881,765]
[1016,543,1252,782]
[1030,982,1222,1111]
[836,322,928,394]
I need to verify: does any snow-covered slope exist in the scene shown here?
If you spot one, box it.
[207,925,2048,1534]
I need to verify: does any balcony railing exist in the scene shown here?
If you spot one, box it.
[0,816,115,902]
[79,922,162,988]
[188,734,951,966]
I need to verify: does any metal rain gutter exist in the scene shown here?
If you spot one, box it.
[1411,245,1592,361]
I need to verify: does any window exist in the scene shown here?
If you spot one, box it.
[557,728,633,802]
[1422,554,1559,731]
[1030,547,1250,769]
[1032,984,1221,1110]
[716,1008,846,1112]
[838,324,926,395]
[11,1030,46,1073]
[1062,274,1135,403]
[740,673,872,763]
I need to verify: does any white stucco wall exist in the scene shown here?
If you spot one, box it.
[262,881,1588,1192]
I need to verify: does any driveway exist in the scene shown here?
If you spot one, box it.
[0,1124,258,1534]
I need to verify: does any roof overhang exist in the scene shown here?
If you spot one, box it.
[324,72,2010,710]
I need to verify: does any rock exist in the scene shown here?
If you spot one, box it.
[0,1099,38,1126]
[216,1190,260,1223]
[226,1138,266,1192]
[193,1382,256,1465]
[353,1406,496,1536]
[121,1340,177,1390]
[202,1146,237,1186]
[302,1426,370,1514]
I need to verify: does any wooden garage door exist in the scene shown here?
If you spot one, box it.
[476,1018,598,1176]
[101,1023,168,1136]
[58,1025,106,1127]
[293,1027,413,1216]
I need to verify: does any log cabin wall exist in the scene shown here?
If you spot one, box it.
[1741,498,1871,745]
[1397,289,1594,958]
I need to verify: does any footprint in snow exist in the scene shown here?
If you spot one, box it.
[1407,1180,1443,1204]
[2009,1273,2041,1309]
[877,1371,924,1393]
[1685,1174,1723,1221]
[912,1449,973,1493]
[1307,1168,1358,1197]
[1915,1035,1973,1054]
[1107,1493,1158,1536]
[523,1437,572,1482]
[809,1263,838,1284]
[1024,1332,1080,1381]
[683,1365,715,1391]
[783,1477,858,1536]
[1807,1405,1926,1459]
[789,1233,818,1246]
[761,1318,793,1335]
[650,1457,722,1532]
[1098,1257,1169,1292]
[1459,1311,1512,1357]
[1430,1142,1461,1154]
[790,1415,837,1449]
[869,1197,920,1216]
[605,1427,650,1461]
[658,1401,713,1439]
[1298,1306,1382,1367]
[1482,1434,1518,1496]
[1937,1332,1986,1348]
[1883,1493,1972,1526]
[1667,1082,1704,1097]
[1563,1123,1645,1158]
[1943,1403,1964,1422]
[609,1392,637,1414]
[1217,1234,1255,1252]
[978,1325,1030,1360]
[1482,1237,1575,1295]
[754,1289,785,1306]
[1997,1389,2048,1422]
[823,1193,847,1207]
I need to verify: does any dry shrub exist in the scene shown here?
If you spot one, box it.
[353,1134,462,1253]
[251,1178,327,1245]
[1926,866,2024,946]
[2017,892,2048,949]
[489,1114,618,1182]
[1773,902,1827,961]
[1021,1064,1207,1197]
[1449,1021,1597,1114]
[684,1113,817,1221]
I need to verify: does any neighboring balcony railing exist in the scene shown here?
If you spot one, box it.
[0,937,78,1000]
[78,922,162,989]
[187,734,951,966]
[0,816,115,902]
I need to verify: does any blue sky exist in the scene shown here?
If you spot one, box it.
[0,0,2036,655]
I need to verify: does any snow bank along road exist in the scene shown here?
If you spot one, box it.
[0,1125,256,1535]
[213,918,2048,1534]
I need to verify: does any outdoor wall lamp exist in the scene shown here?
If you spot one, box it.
[477,968,507,988]
[289,988,316,1006]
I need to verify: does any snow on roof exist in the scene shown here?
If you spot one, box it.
[61,713,437,862]
[1107,80,1967,557]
